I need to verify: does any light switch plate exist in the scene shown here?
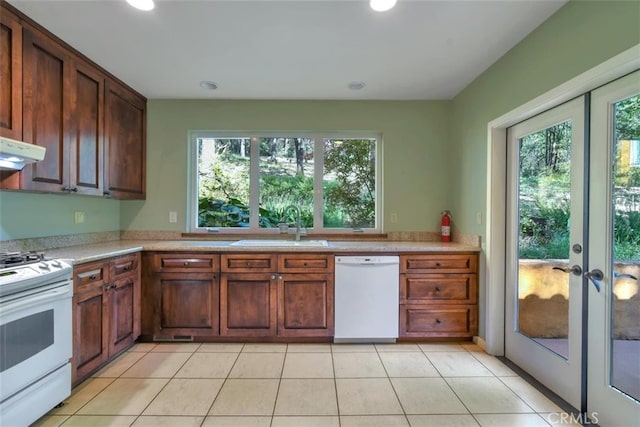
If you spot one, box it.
[169,211,178,223]
[74,211,85,224]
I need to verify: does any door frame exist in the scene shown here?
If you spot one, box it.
[483,44,640,357]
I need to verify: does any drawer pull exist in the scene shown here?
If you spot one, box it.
[434,286,441,292]
[123,266,130,271]
[184,262,189,266]
[435,262,441,267]
[303,262,307,266]
[435,319,442,324]
[89,274,96,280]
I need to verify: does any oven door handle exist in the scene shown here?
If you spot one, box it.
[0,284,72,317]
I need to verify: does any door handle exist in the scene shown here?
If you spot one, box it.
[613,271,638,281]
[553,265,582,275]
[584,269,604,292]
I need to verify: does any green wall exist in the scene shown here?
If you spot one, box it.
[120,100,452,233]
[449,0,639,337]
[0,191,120,240]
[450,0,640,239]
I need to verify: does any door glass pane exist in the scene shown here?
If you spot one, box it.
[197,138,251,228]
[259,137,314,228]
[611,94,640,401]
[517,121,572,359]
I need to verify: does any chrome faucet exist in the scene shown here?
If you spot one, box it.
[283,205,302,241]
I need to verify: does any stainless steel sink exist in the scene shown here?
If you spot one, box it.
[230,239,329,247]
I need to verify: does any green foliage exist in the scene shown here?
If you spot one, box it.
[324,140,376,228]
[614,211,640,260]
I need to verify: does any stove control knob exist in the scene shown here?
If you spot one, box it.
[39,262,51,270]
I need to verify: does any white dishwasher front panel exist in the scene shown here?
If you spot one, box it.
[334,256,399,342]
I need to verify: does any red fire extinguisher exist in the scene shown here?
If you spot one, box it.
[441,210,451,242]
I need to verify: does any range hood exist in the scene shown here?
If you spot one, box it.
[0,137,46,171]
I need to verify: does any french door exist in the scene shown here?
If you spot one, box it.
[588,71,640,426]
[505,71,640,423]
[506,97,585,410]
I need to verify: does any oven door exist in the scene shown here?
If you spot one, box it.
[0,280,72,401]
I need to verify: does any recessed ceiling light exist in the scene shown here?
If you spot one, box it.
[370,0,397,12]
[348,81,366,90]
[199,81,219,90]
[126,0,155,11]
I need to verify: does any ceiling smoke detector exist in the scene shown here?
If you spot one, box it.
[370,0,397,12]
[199,81,219,90]
[348,81,366,90]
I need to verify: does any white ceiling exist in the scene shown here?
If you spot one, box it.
[8,0,567,100]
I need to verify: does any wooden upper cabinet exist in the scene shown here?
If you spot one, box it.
[105,79,146,199]
[20,27,70,192]
[68,58,104,196]
[0,8,22,140]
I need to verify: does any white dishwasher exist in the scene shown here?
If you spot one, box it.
[334,255,399,343]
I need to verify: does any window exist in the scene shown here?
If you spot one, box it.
[189,133,381,233]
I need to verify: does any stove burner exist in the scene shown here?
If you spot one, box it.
[0,252,45,268]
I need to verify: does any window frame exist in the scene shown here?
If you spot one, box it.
[187,131,382,234]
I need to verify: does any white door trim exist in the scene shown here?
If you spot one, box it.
[484,43,640,356]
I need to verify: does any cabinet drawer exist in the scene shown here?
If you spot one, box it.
[155,253,219,272]
[400,305,477,338]
[278,254,334,273]
[400,274,477,304]
[222,254,276,273]
[74,261,107,291]
[400,254,477,274]
[111,254,139,279]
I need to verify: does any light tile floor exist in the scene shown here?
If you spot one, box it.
[33,342,579,427]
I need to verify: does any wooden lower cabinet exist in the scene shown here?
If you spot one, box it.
[142,253,220,340]
[278,273,334,337]
[220,273,277,337]
[142,252,334,341]
[157,273,219,337]
[399,253,479,339]
[73,253,140,385]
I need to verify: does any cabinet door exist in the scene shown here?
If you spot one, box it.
[21,28,71,192]
[108,277,137,355]
[220,273,277,336]
[0,8,22,140]
[68,59,104,195]
[157,272,220,337]
[104,79,146,199]
[278,273,334,337]
[73,283,108,385]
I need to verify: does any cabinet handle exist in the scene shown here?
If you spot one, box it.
[435,319,442,324]
[184,262,189,266]
[104,284,111,291]
[435,262,441,267]
[271,274,276,280]
[434,286,441,292]
[246,262,252,267]
[123,266,130,271]
[303,262,307,266]
[213,274,217,280]
[89,274,96,280]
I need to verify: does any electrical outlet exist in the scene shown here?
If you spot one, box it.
[390,212,398,224]
[74,211,85,224]
[169,211,178,223]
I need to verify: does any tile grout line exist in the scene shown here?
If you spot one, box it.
[132,342,203,423]
[201,343,244,423]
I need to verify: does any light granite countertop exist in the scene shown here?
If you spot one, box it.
[46,239,480,265]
